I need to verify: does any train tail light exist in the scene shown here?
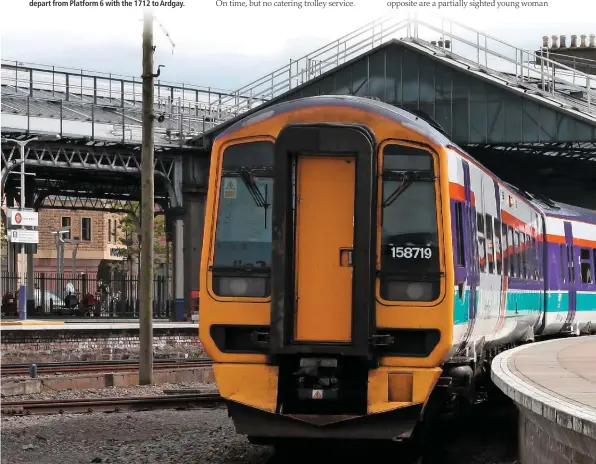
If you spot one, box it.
[213,276,269,298]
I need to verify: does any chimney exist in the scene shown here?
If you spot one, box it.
[560,34,567,48]
[570,34,578,48]
[580,34,587,48]
[551,35,559,49]
[542,35,549,48]
[590,34,596,48]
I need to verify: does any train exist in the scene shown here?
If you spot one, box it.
[198,95,596,444]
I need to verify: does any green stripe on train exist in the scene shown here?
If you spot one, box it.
[452,289,596,325]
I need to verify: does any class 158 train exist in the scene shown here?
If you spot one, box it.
[198,95,596,443]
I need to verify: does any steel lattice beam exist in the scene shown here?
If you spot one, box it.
[38,195,165,215]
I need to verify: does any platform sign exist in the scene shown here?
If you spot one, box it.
[8,209,39,228]
[8,229,39,244]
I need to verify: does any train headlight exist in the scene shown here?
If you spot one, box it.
[385,281,436,302]
[213,276,269,297]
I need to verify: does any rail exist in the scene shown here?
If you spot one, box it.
[1,392,223,416]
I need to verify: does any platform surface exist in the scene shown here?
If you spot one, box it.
[491,336,596,435]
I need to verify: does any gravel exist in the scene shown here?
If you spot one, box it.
[1,385,520,464]
[1,408,273,464]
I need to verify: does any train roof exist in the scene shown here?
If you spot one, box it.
[536,200,596,224]
[216,95,453,147]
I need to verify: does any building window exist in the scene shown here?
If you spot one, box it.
[61,217,71,240]
[81,218,91,241]
[108,219,118,243]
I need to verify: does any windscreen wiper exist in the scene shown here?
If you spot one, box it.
[239,168,270,228]
[383,171,435,207]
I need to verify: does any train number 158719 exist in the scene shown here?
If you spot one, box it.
[390,246,432,259]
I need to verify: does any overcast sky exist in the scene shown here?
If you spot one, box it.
[1,0,594,90]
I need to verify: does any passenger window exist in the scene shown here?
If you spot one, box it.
[580,248,593,284]
[477,213,486,272]
[508,226,514,277]
[520,233,528,279]
[513,231,520,278]
[501,222,509,276]
[494,218,502,275]
[560,245,566,284]
[485,214,494,274]
[567,245,575,283]
[454,202,465,267]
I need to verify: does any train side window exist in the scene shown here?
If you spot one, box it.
[507,226,514,277]
[567,245,575,284]
[494,218,502,275]
[513,230,520,278]
[501,222,509,276]
[560,245,566,284]
[525,233,531,280]
[521,233,528,279]
[485,214,495,274]
[454,202,465,267]
[532,237,538,280]
[580,248,593,284]
[477,212,486,273]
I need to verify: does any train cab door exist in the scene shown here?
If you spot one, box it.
[269,124,376,359]
[294,155,355,342]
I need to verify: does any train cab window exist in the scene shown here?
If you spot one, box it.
[380,145,440,302]
[501,222,509,276]
[485,214,495,274]
[477,213,486,273]
[580,248,593,284]
[212,141,274,298]
[454,202,465,267]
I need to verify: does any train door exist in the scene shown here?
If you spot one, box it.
[294,156,355,342]
[459,161,478,348]
[562,221,577,330]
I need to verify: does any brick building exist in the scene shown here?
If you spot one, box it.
[34,209,127,275]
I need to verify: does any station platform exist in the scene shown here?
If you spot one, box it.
[491,336,596,464]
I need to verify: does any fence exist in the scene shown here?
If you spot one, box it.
[1,272,171,319]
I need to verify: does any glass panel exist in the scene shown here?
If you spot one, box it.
[453,102,469,141]
[386,48,401,105]
[434,66,451,103]
[318,76,334,95]
[539,106,557,142]
[504,98,522,143]
[575,120,595,142]
[435,103,451,137]
[214,142,274,269]
[334,67,351,95]
[352,58,368,97]
[369,51,385,100]
[402,50,419,105]
[454,202,465,267]
[486,214,494,274]
[470,102,487,143]
[522,101,539,142]
[419,57,434,104]
[487,101,504,143]
[380,144,440,302]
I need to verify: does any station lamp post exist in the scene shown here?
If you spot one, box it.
[1,134,59,319]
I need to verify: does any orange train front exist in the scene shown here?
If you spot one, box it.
[197,95,596,442]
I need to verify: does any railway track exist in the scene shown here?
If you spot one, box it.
[0,358,213,377]
[1,392,224,416]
